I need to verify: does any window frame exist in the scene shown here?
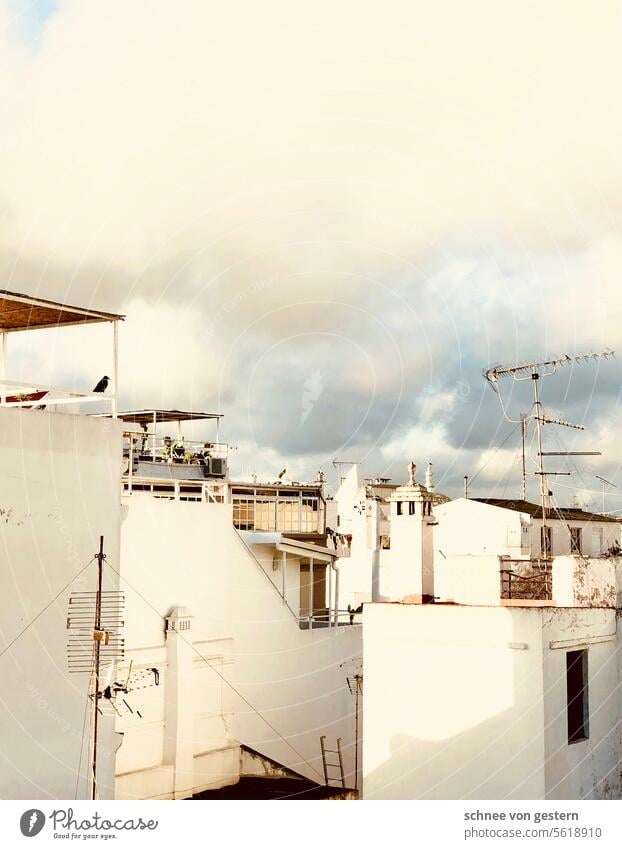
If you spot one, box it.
[566,649,589,744]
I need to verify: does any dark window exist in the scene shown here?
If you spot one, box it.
[409,501,416,515]
[396,501,403,515]
[570,527,582,554]
[566,649,589,744]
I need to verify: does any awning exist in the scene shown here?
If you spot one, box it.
[115,409,223,426]
[0,289,124,333]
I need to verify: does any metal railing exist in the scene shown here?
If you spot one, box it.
[299,609,362,629]
[500,567,552,601]
[0,378,116,413]
[123,434,229,462]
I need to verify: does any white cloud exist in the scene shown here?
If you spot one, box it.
[2,1,622,497]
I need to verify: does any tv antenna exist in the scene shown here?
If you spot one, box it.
[595,474,618,513]
[340,657,362,790]
[484,350,614,548]
[66,539,160,799]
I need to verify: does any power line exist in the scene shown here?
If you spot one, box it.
[468,422,521,487]
[0,557,95,661]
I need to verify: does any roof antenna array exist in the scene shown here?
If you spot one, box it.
[67,537,160,799]
[483,350,615,542]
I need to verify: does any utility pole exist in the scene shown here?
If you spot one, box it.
[92,535,105,801]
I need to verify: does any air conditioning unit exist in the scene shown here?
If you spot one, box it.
[208,457,227,477]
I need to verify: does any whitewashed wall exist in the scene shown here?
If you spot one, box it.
[0,407,123,800]
[435,498,530,558]
[542,608,621,799]
[116,497,362,798]
[363,604,547,799]
[528,518,620,558]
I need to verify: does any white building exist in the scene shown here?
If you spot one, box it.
[0,294,362,801]
[363,462,622,800]
[435,497,620,560]
[0,290,124,800]
[105,409,362,799]
[329,463,449,612]
[115,489,362,799]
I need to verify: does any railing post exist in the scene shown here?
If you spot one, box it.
[128,434,134,494]
[111,319,119,419]
[328,562,332,628]
[281,550,286,602]
[334,567,339,626]
[309,557,314,628]
[0,331,7,405]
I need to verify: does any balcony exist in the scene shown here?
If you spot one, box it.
[500,563,553,602]
[118,410,228,502]
[0,288,122,417]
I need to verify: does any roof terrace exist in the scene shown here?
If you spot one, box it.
[0,288,123,416]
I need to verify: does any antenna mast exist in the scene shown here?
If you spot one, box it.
[92,535,105,801]
[484,349,615,553]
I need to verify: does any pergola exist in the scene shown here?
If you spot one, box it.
[0,288,124,416]
[116,409,223,440]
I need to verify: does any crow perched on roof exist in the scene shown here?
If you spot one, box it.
[92,375,110,393]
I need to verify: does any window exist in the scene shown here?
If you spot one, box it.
[566,649,589,744]
[591,528,603,556]
[396,501,403,515]
[570,527,582,555]
[541,525,552,557]
[408,501,416,515]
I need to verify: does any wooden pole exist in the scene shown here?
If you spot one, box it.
[92,535,105,800]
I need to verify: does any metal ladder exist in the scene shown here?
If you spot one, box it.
[320,735,346,788]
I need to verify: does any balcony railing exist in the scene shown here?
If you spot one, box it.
[299,609,362,629]
[500,566,552,601]
[0,378,116,414]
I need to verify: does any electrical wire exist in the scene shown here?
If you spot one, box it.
[0,556,96,661]
[468,422,521,487]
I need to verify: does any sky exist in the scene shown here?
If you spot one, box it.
[2,1,622,508]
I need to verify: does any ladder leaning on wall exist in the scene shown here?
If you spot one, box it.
[320,735,346,789]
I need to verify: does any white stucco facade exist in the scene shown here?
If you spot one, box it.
[0,407,123,800]
[115,496,362,799]
[363,602,622,800]
[435,498,620,560]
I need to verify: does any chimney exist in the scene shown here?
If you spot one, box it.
[384,461,435,603]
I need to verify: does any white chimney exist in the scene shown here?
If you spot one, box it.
[425,460,435,492]
[382,461,435,603]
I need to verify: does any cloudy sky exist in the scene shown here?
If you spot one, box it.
[2,1,622,507]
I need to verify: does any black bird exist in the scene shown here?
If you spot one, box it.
[92,375,110,393]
